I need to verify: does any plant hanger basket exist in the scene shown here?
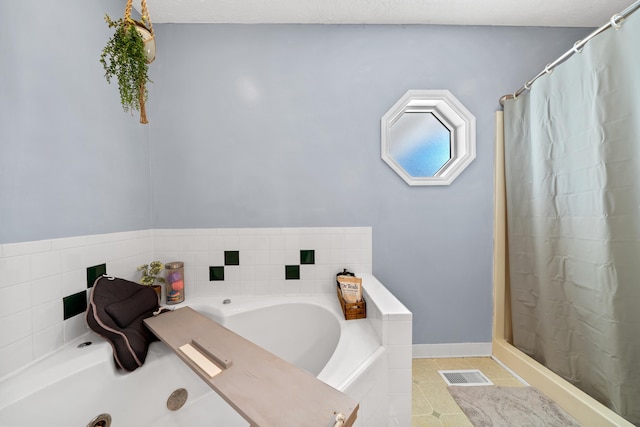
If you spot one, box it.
[101,0,156,124]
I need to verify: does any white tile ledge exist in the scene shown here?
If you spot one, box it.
[359,274,411,321]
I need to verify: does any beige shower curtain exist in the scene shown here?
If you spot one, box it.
[502,9,640,425]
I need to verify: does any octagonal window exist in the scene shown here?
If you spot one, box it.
[389,112,451,177]
[381,90,475,186]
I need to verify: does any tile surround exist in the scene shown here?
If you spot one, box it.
[0,228,417,426]
[0,227,372,378]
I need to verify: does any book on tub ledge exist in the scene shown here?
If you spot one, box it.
[336,269,366,320]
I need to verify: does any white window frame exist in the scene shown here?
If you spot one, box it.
[381,90,476,186]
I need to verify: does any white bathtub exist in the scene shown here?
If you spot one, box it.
[0,294,383,427]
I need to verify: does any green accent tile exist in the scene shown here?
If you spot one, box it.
[224,251,240,266]
[285,265,300,280]
[86,263,106,288]
[300,249,315,265]
[63,291,87,320]
[210,266,225,281]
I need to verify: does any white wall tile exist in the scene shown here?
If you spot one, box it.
[31,275,62,306]
[0,310,32,348]
[0,255,30,288]
[269,235,285,250]
[300,265,316,281]
[240,265,255,282]
[238,235,254,250]
[61,269,86,297]
[254,250,270,265]
[269,249,284,265]
[59,247,86,272]
[389,368,412,394]
[3,240,51,257]
[0,337,33,379]
[63,315,88,343]
[104,240,124,263]
[84,244,109,269]
[224,266,240,282]
[0,282,32,317]
[32,300,62,332]
[208,236,224,251]
[284,249,298,264]
[387,320,413,346]
[33,324,64,359]
[223,235,240,249]
[388,345,413,370]
[240,250,255,266]
[209,250,224,266]
[178,236,195,251]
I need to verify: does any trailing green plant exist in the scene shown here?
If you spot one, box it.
[137,261,166,286]
[100,15,151,122]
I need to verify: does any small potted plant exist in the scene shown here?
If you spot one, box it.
[100,0,155,123]
[137,261,165,298]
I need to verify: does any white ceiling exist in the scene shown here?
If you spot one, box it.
[139,0,634,27]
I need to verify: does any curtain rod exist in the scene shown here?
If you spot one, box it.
[499,0,640,106]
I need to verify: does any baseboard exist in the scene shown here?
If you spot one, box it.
[412,342,492,358]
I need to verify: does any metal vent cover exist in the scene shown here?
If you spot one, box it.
[438,369,493,386]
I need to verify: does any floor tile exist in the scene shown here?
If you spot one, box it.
[463,357,514,381]
[412,359,442,382]
[418,381,463,415]
[412,383,434,415]
[412,414,443,427]
[439,413,474,427]
[412,357,528,426]
[434,358,473,370]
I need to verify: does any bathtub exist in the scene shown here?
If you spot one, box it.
[0,294,383,427]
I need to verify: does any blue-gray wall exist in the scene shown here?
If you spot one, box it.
[0,0,152,244]
[0,0,590,344]
[149,24,590,344]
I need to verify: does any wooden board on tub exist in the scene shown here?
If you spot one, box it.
[144,306,358,427]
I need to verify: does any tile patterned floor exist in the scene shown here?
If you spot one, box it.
[412,357,525,427]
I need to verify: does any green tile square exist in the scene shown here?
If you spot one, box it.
[285,265,300,280]
[86,263,107,288]
[63,291,87,320]
[300,249,315,265]
[210,266,225,281]
[224,251,240,266]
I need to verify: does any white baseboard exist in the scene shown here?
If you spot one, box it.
[412,342,492,358]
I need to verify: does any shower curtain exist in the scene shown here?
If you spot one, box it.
[502,10,640,425]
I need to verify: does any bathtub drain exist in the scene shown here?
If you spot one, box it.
[86,413,111,427]
[167,388,188,411]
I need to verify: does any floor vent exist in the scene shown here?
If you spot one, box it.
[438,369,493,386]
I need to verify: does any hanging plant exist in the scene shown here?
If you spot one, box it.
[100,0,156,124]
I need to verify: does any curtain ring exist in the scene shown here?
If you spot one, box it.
[610,14,623,29]
[572,40,583,54]
[544,64,554,75]
[524,81,531,91]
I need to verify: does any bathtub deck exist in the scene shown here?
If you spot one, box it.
[144,307,358,427]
